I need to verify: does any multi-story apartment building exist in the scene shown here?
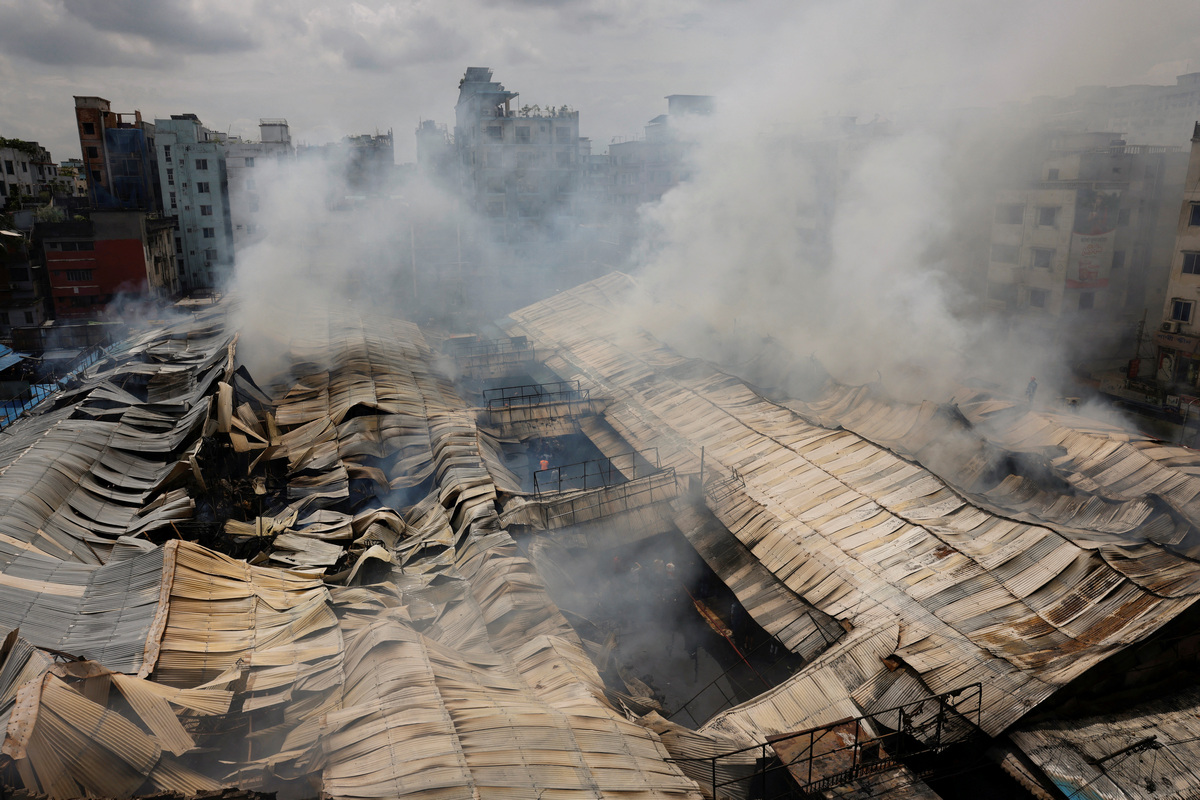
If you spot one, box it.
[453,67,582,247]
[153,115,234,290]
[1153,123,1200,394]
[225,119,292,251]
[58,159,88,198]
[984,130,1187,365]
[607,95,713,239]
[39,211,178,320]
[74,97,159,211]
[1048,73,1200,148]
[0,139,61,209]
[0,225,50,334]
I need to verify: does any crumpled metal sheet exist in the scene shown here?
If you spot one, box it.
[503,272,1200,742]
[0,304,719,800]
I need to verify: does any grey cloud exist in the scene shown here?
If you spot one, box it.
[0,0,162,67]
[62,0,259,54]
[318,14,469,72]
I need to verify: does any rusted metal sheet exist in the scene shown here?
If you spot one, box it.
[503,272,1200,744]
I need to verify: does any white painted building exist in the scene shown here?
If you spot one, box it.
[153,115,234,291]
[1,141,61,209]
[225,119,292,252]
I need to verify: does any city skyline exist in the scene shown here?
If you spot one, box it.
[2,0,1199,163]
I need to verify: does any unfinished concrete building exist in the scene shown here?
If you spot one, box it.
[3,275,1200,799]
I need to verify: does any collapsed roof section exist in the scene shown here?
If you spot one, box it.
[501,272,1200,748]
[0,304,711,800]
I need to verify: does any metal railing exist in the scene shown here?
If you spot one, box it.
[542,469,677,529]
[485,380,590,411]
[668,683,983,799]
[704,464,747,504]
[533,448,659,496]
[0,342,111,431]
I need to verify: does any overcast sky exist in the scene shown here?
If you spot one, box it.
[1,0,1198,164]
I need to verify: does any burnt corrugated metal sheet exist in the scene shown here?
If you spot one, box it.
[0,304,717,800]
[1011,687,1200,800]
[503,272,1200,744]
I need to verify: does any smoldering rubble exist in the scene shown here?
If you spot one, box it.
[0,278,1197,800]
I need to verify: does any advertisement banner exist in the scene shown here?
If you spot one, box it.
[1067,187,1121,289]
[1067,232,1113,288]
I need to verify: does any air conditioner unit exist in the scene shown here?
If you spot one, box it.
[1162,321,1182,333]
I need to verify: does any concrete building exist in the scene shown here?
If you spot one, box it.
[74,97,159,212]
[453,67,582,247]
[607,95,712,215]
[1049,72,1200,148]
[984,130,1187,365]
[415,120,453,186]
[297,131,395,195]
[225,119,293,251]
[0,227,51,335]
[0,139,60,209]
[58,158,88,198]
[1152,123,1200,396]
[153,115,234,291]
[39,211,178,319]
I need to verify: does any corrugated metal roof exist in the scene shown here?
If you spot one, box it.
[503,272,1200,744]
[0,304,716,800]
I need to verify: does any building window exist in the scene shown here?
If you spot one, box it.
[248,196,259,212]
[175,237,183,254]
[987,282,1017,306]
[85,146,99,159]
[1112,250,1126,270]
[1118,208,1131,226]
[516,127,531,143]
[1037,206,1059,227]
[195,159,208,170]
[65,269,93,281]
[1184,252,1200,275]
[200,205,213,216]
[994,203,1023,224]
[91,170,101,183]
[1032,247,1055,269]
[4,161,13,175]
[0,312,7,325]
[169,191,176,209]
[167,169,174,186]
[82,122,95,135]
[1171,299,1194,322]
[202,227,215,238]
[556,150,571,167]
[164,145,172,162]
[246,178,256,190]
[246,223,257,235]
[1047,168,1059,180]
[1191,204,1200,226]
[197,181,209,193]
[23,312,32,324]
[990,244,1019,264]
[1030,288,1048,308]
[245,157,255,167]
[1079,292,1095,310]
[205,248,217,261]
[487,125,503,140]
[555,127,572,143]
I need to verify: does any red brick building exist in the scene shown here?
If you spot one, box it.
[41,211,178,320]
